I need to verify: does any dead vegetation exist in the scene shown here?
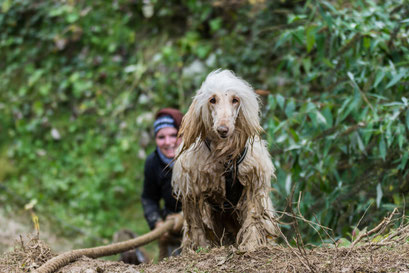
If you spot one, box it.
[0,233,54,273]
[1,208,409,272]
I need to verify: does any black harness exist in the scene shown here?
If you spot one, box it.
[204,139,248,210]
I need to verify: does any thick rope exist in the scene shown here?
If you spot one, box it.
[33,219,175,273]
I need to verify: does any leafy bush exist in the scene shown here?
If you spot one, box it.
[263,0,409,241]
[0,0,408,248]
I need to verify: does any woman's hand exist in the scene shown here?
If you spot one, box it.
[166,213,183,233]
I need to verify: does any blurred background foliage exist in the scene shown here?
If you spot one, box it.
[0,0,408,254]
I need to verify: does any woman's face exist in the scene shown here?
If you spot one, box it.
[155,127,180,159]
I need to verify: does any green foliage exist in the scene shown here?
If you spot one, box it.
[264,0,409,241]
[0,0,408,250]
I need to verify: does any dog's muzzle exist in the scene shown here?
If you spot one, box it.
[217,126,229,138]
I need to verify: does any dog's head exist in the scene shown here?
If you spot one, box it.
[178,70,263,155]
[206,88,240,139]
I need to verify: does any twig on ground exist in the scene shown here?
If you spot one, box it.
[349,208,399,251]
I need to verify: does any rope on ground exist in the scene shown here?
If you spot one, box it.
[33,218,175,273]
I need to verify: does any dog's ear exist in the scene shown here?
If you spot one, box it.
[178,99,206,154]
[236,93,264,140]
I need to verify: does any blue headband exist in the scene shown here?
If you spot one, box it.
[154,115,176,135]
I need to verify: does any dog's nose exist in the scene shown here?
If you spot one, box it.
[217,126,229,137]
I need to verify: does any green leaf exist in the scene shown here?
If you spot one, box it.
[288,14,307,24]
[318,3,333,28]
[285,100,296,117]
[376,183,383,208]
[306,26,316,53]
[285,174,292,195]
[33,101,44,116]
[322,58,334,68]
[322,107,333,128]
[402,97,408,106]
[406,109,409,130]
[209,18,222,32]
[66,12,79,23]
[276,94,285,110]
[363,36,371,49]
[379,136,386,161]
[361,124,373,145]
[347,72,360,91]
[398,134,404,149]
[28,70,44,87]
[273,120,287,134]
[337,238,351,247]
[373,69,385,88]
[321,1,338,13]
[398,152,408,170]
[355,132,366,154]
[302,58,311,73]
[315,110,327,126]
[1,0,11,13]
[268,95,277,111]
[337,97,354,123]
[386,70,405,89]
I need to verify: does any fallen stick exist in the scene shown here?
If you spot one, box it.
[33,218,175,273]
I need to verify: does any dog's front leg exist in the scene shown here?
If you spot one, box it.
[237,192,278,251]
[181,198,211,251]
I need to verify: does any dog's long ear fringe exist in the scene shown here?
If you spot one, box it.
[177,99,206,158]
[236,93,264,145]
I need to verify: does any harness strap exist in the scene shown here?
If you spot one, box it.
[204,139,247,210]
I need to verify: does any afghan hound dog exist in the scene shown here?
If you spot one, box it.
[172,69,279,251]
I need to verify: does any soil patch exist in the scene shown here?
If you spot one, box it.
[1,233,409,272]
[2,209,409,272]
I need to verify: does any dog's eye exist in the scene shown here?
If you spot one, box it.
[232,98,239,104]
[209,97,216,104]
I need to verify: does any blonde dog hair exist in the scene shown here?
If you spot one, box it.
[177,69,263,162]
[173,69,279,251]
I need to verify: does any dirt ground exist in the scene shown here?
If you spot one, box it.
[2,209,409,272]
[1,232,409,273]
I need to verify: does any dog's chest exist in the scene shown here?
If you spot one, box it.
[198,161,244,209]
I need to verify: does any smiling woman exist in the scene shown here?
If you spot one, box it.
[140,108,184,261]
[154,120,180,159]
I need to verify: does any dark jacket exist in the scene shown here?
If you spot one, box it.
[141,149,181,230]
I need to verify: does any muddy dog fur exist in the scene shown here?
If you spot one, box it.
[172,69,279,251]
